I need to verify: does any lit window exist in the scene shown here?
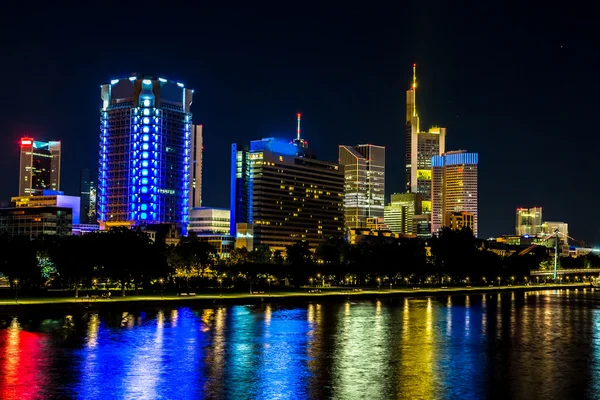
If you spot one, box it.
[142,143,149,150]
[143,117,150,124]
[142,134,149,142]
[143,99,150,107]
[143,127,150,133]
[143,109,150,116]
[142,152,149,159]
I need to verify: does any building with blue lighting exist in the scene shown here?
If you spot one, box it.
[98,75,198,230]
[431,150,479,236]
[230,135,344,251]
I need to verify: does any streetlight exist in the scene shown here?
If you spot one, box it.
[267,278,271,296]
[93,279,97,297]
[316,273,321,288]
[14,279,18,303]
[218,278,222,297]
[159,278,164,298]
[377,277,381,291]
[309,277,313,288]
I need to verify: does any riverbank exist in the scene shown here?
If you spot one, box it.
[0,283,592,313]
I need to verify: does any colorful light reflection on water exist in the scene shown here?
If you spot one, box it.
[1,290,600,399]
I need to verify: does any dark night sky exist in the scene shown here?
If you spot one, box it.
[0,5,598,243]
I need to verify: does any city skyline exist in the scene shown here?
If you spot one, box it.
[0,5,596,243]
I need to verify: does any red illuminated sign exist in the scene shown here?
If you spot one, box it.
[21,138,33,146]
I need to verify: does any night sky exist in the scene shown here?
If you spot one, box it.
[0,5,597,243]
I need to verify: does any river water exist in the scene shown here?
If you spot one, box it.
[0,289,599,399]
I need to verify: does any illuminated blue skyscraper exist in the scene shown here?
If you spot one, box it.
[98,75,194,229]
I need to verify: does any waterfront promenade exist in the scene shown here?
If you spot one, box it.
[0,283,591,312]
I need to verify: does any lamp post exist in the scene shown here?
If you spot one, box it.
[14,279,18,303]
[377,277,381,291]
[267,278,271,296]
[93,279,97,297]
[218,278,222,297]
[159,278,164,298]
[316,273,321,288]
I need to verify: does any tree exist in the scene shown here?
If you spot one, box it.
[249,245,272,264]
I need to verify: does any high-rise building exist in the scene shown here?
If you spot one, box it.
[98,75,193,229]
[384,193,422,234]
[432,150,479,236]
[88,181,97,224]
[542,221,568,239]
[231,121,344,251]
[80,169,91,224]
[19,138,61,196]
[515,207,543,236]
[338,144,385,228]
[190,124,203,209]
[405,64,445,213]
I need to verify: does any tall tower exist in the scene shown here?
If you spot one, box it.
[80,168,91,224]
[338,144,385,228]
[431,151,479,236]
[98,75,193,228]
[405,64,446,214]
[19,138,61,196]
[190,124,203,209]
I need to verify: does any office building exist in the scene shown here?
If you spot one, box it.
[338,144,385,228]
[231,121,344,251]
[19,138,61,196]
[0,206,72,238]
[190,124,203,208]
[515,207,543,236]
[80,169,92,224]
[542,221,568,240]
[384,193,422,234]
[405,64,445,213]
[432,150,479,236]
[188,207,230,235]
[446,211,476,232]
[88,181,97,224]
[11,192,81,224]
[98,75,194,230]
[413,214,432,238]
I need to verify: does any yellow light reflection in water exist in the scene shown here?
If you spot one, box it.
[170,309,178,327]
[331,300,391,399]
[396,298,437,399]
[265,304,272,327]
[87,314,100,349]
[201,309,214,332]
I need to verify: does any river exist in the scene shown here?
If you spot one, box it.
[0,288,599,399]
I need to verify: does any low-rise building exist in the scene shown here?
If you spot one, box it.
[0,206,73,238]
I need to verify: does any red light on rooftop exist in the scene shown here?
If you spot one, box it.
[21,138,33,146]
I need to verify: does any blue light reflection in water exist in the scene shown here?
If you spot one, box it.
[1,290,599,399]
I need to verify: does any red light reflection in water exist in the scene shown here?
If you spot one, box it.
[0,318,47,400]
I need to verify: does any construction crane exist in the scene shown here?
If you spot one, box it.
[518,230,576,279]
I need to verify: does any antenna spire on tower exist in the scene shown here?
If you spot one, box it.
[412,63,417,117]
[297,113,301,141]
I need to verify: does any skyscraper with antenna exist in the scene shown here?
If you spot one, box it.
[404,64,446,214]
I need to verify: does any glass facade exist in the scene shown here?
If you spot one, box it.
[98,76,193,228]
[19,138,61,196]
[231,137,345,251]
[432,151,479,237]
[338,144,385,229]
